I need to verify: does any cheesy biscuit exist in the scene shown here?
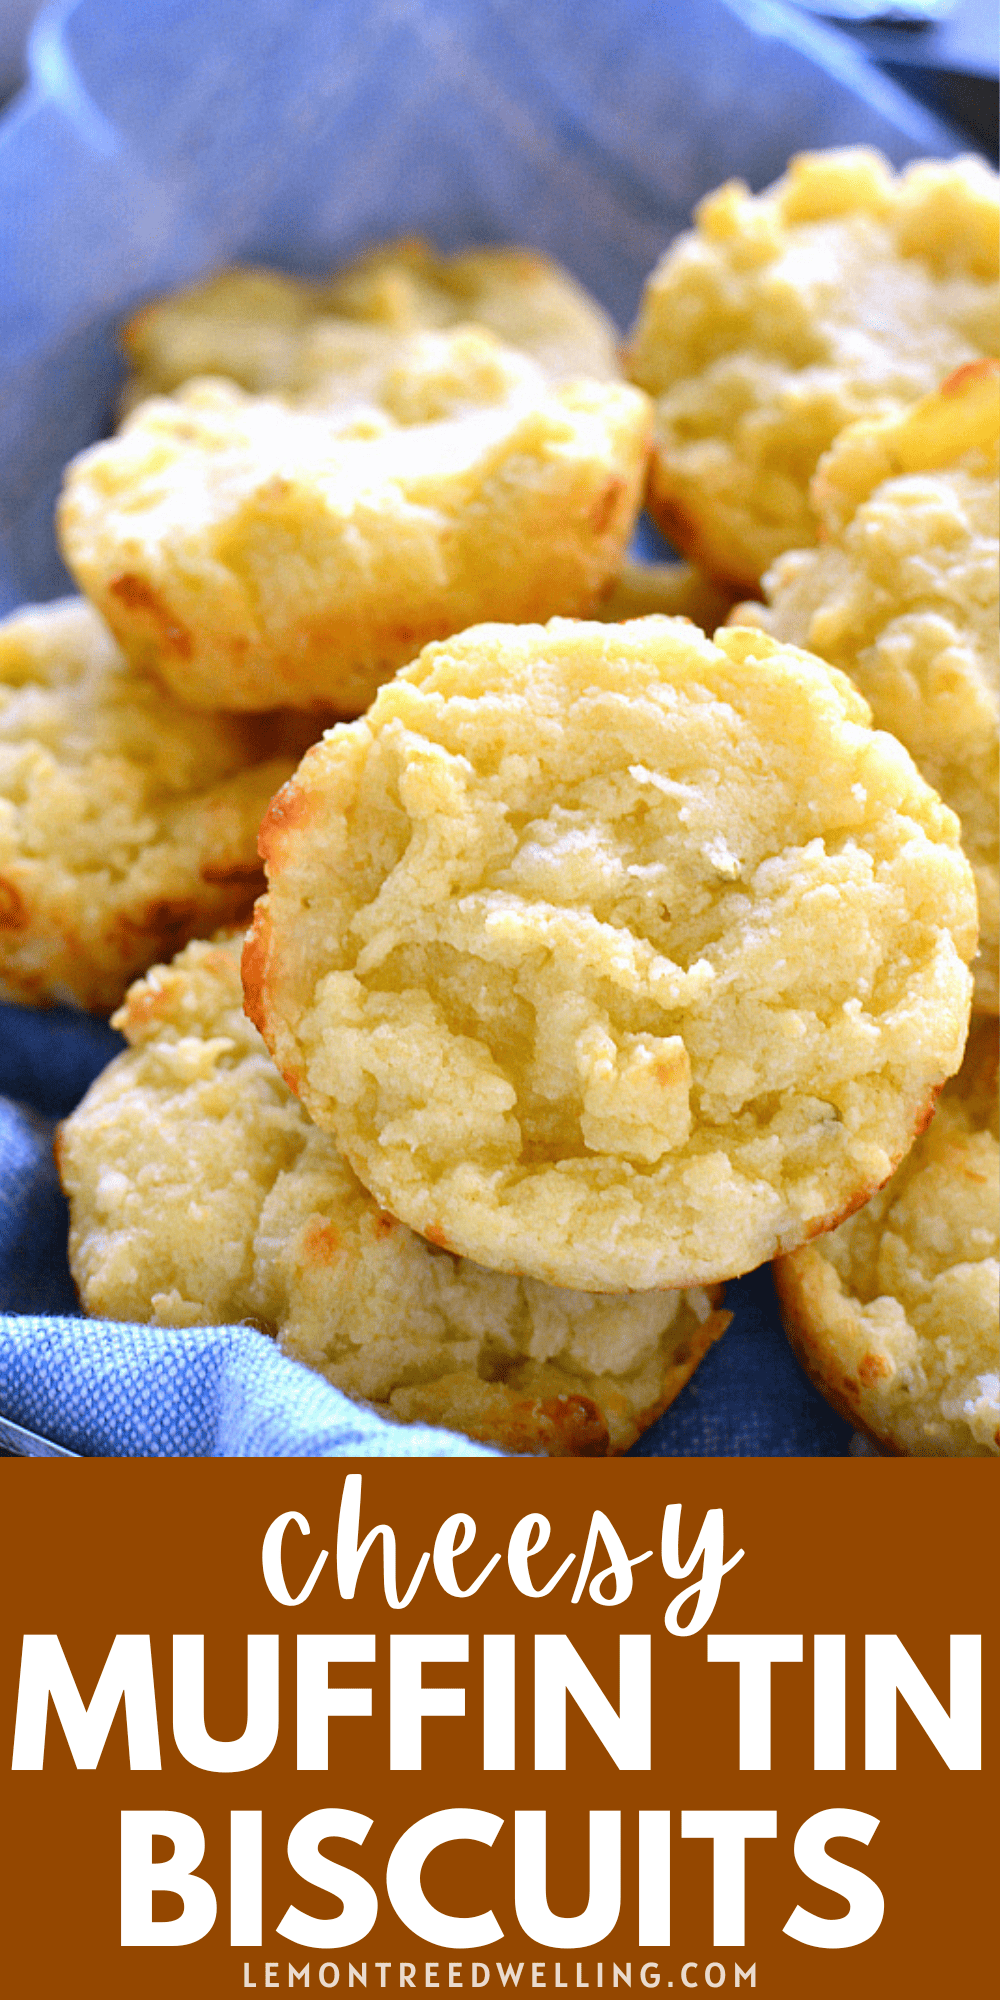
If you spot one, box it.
[58,936,730,1456]
[735,363,999,1012]
[775,1018,999,1457]
[0,598,313,1013]
[119,239,622,412]
[627,148,999,589]
[244,616,977,1292]
[59,326,650,714]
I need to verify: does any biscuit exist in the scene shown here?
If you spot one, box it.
[59,330,650,713]
[626,148,1000,590]
[774,1018,999,1457]
[119,240,622,411]
[733,363,999,1012]
[57,936,730,1455]
[595,559,737,635]
[244,616,977,1292]
[0,598,315,1012]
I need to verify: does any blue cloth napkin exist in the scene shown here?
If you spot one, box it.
[0,1079,851,1457]
[0,1312,499,1457]
[0,0,951,1455]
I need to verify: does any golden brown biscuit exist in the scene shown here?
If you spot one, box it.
[59,331,650,713]
[733,363,999,1012]
[626,148,999,590]
[0,599,315,1013]
[57,936,730,1455]
[119,240,622,412]
[245,616,977,1293]
[775,1018,999,1457]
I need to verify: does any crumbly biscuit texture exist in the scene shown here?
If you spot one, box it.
[245,616,976,1292]
[120,241,622,410]
[0,599,313,1012]
[60,332,650,713]
[58,937,729,1455]
[775,1018,999,1456]
[595,560,737,635]
[626,149,1000,589]
[736,364,999,1011]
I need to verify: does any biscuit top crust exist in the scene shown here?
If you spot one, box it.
[743,363,1000,1013]
[59,934,726,1455]
[0,598,311,1011]
[811,355,1000,530]
[59,327,650,714]
[120,239,621,411]
[0,596,286,786]
[626,148,1000,588]
[776,1018,999,1456]
[822,1017,999,1299]
[245,616,977,1292]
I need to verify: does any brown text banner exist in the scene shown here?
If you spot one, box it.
[1,1459,993,1997]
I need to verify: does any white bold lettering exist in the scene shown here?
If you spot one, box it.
[13,1634,160,1770]
[813,1636,846,1771]
[865,1635,980,1770]
[782,1809,883,1948]
[534,1635,650,1771]
[661,1509,743,1636]
[515,1812,620,1948]
[297,1634,375,1770]
[173,1635,279,1772]
[570,1513,652,1606]
[483,1635,516,1771]
[508,1517,575,1599]
[337,1474,429,1609]
[433,1516,500,1598]
[390,1634,467,1770]
[705,1635,803,1769]
[262,1512,328,1607]
[120,1810,216,1946]
[638,1812,670,1946]
[231,1810,262,1947]
[277,1808,377,1950]
[681,1812,777,1947]
[386,1810,503,1948]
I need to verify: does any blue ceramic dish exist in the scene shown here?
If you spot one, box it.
[0,0,960,1455]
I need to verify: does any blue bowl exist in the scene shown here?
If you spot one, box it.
[0,0,957,1455]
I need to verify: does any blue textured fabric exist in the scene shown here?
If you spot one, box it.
[0,0,958,609]
[632,1268,853,1458]
[0,0,949,1455]
[0,1315,498,1457]
[0,1077,851,1458]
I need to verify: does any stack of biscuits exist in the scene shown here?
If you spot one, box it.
[11,150,995,1455]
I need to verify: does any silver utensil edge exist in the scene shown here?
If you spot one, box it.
[0,1413,78,1456]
